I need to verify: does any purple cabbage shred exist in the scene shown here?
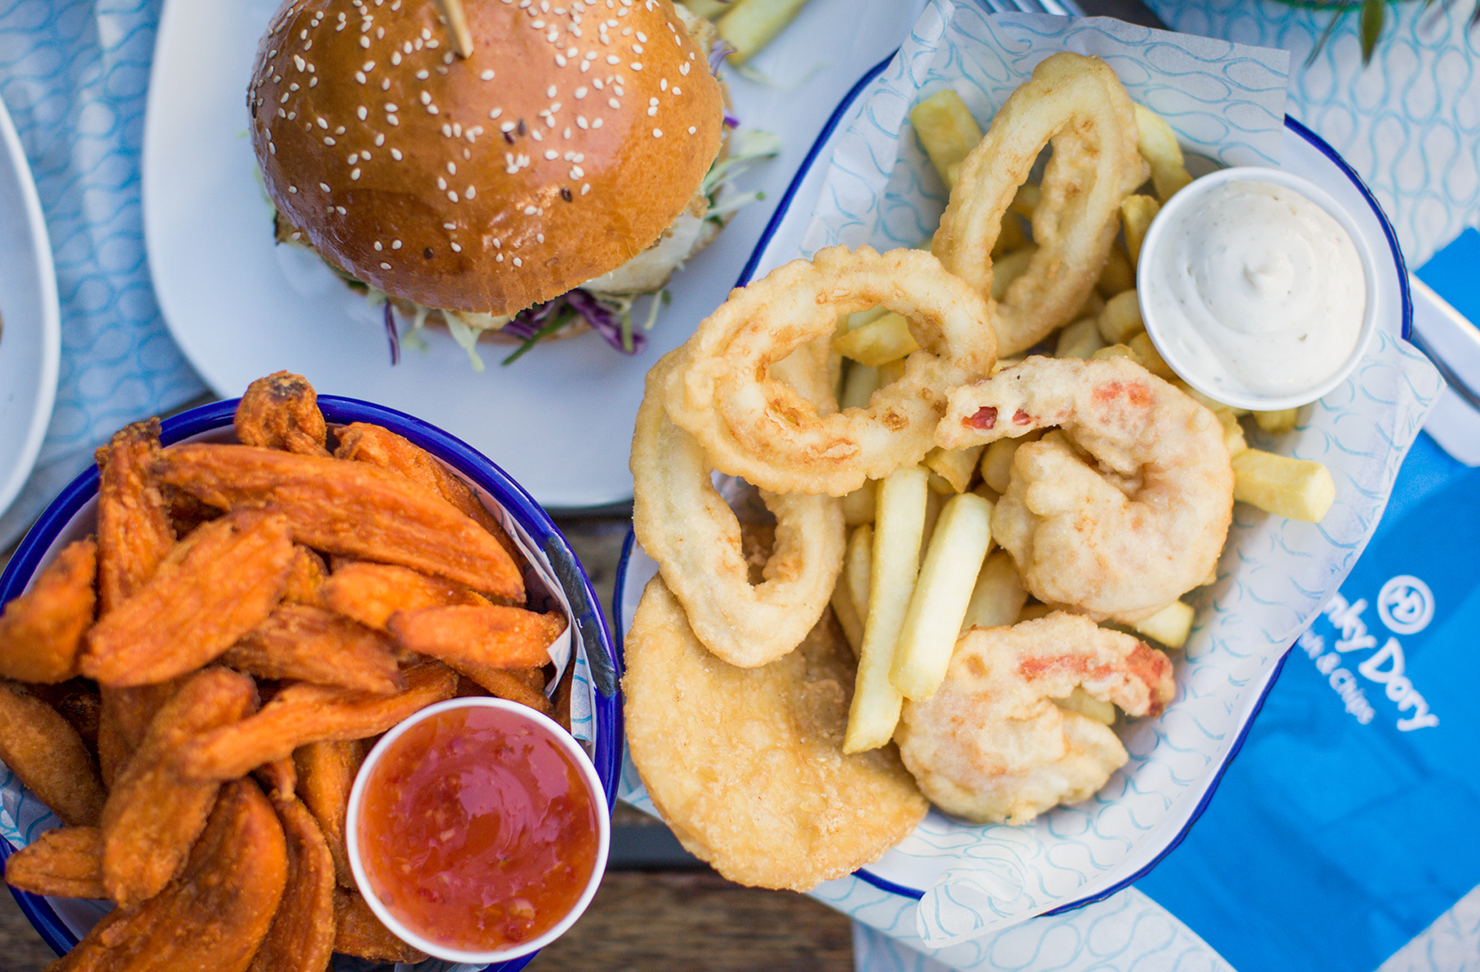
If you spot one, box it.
[708,39,736,76]
[383,300,400,365]
[508,289,643,355]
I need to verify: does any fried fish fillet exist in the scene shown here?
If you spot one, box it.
[623,577,928,891]
[48,779,286,972]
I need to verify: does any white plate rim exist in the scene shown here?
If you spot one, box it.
[0,92,62,521]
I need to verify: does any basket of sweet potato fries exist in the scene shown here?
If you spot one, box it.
[0,373,620,972]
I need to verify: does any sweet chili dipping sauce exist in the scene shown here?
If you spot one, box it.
[355,703,601,953]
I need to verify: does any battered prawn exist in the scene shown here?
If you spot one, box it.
[936,355,1233,622]
[896,612,1175,825]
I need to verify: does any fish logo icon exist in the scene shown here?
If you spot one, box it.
[1376,575,1434,636]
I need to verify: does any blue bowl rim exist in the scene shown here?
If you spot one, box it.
[0,395,623,972]
[612,50,1414,912]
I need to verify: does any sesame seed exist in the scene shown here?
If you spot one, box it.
[581,183,590,194]
[375,133,385,145]
[320,182,331,191]
[609,98,620,109]
[437,177,447,190]
[289,185,298,193]
[420,92,431,104]
[606,55,618,64]
[359,36,369,47]
[447,161,457,173]
[451,241,461,250]
[374,241,383,250]
[575,87,588,98]
[631,61,642,70]
[591,118,602,128]
[688,126,695,134]
[501,121,516,132]
[392,239,402,248]
[647,107,655,116]
[497,253,505,262]
[351,167,360,178]
[317,117,329,128]
[513,257,523,267]
[349,153,360,164]
[466,186,475,198]
[336,206,347,214]
[381,261,392,269]
[357,106,368,120]
[355,71,367,83]
[481,70,495,80]
[490,108,504,119]
[388,115,399,125]
[577,116,588,128]
[660,78,666,90]
[653,127,661,136]
[545,149,558,159]
[524,206,538,215]
[391,147,403,159]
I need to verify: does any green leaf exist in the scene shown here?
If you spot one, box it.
[1359,0,1386,63]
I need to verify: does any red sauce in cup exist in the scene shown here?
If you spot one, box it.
[355,704,601,953]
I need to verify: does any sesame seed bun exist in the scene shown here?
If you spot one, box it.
[248,0,725,317]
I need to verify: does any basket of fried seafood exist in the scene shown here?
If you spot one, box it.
[616,12,1441,952]
[0,373,619,972]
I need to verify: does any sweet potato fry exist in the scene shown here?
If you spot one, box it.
[294,740,364,887]
[333,888,429,965]
[0,538,96,683]
[97,682,182,788]
[334,420,525,569]
[82,510,296,687]
[320,560,492,631]
[222,605,404,695]
[233,372,331,457]
[95,419,175,615]
[3,826,105,900]
[179,661,458,782]
[101,668,257,908]
[152,444,524,601]
[253,757,298,805]
[452,665,553,715]
[387,604,565,671]
[247,798,335,972]
[281,546,328,607]
[0,681,104,827]
[49,779,286,972]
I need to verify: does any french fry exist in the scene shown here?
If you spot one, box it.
[95,419,176,616]
[0,680,105,828]
[1053,687,1116,725]
[1010,183,1040,218]
[320,560,492,631]
[281,545,329,607]
[1092,343,1137,362]
[829,580,864,657]
[1231,449,1336,522]
[922,445,984,494]
[717,0,812,65]
[990,245,1037,302]
[843,465,928,753]
[890,492,995,700]
[980,436,1033,495]
[683,0,733,18]
[1096,288,1144,344]
[1134,102,1194,202]
[994,211,1030,258]
[448,663,553,714]
[1131,599,1196,650]
[334,887,429,964]
[1120,194,1160,268]
[0,537,96,684]
[832,311,918,366]
[1127,331,1176,380]
[1054,317,1106,360]
[877,358,907,387]
[961,550,1027,631]
[844,523,873,624]
[910,89,981,189]
[841,479,877,526]
[1096,244,1136,298]
[1253,407,1300,434]
[1217,408,1249,457]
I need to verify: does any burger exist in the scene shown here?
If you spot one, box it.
[246,0,738,366]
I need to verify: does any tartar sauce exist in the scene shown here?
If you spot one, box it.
[1140,179,1366,401]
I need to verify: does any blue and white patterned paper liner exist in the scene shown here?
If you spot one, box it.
[620,0,1445,956]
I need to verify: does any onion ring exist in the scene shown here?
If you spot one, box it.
[933,52,1149,356]
[632,351,846,668]
[663,245,997,497]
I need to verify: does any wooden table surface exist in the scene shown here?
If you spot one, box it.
[0,515,857,972]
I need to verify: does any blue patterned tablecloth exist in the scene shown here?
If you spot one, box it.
[0,0,205,547]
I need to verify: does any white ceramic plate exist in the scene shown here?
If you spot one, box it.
[615,51,1418,936]
[0,94,60,522]
[141,0,929,509]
